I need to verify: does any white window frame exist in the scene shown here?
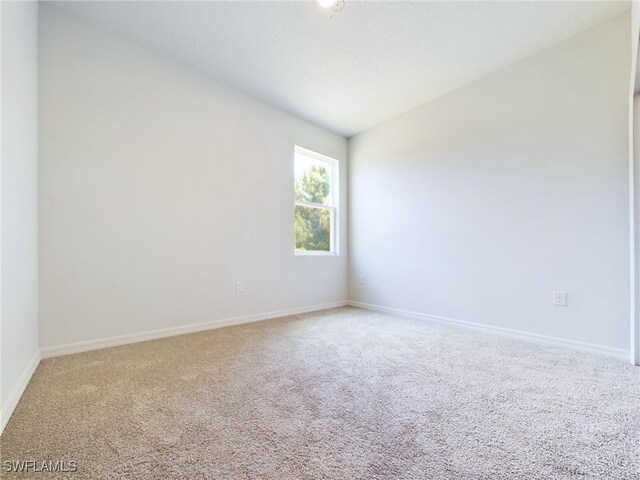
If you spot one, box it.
[294,146,339,256]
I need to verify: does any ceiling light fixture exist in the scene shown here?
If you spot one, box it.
[317,0,345,12]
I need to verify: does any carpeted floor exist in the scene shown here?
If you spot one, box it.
[1,307,639,479]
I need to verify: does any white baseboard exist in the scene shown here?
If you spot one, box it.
[349,301,629,361]
[1,349,41,436]
[40,301,349,359]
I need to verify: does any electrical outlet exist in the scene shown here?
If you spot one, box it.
[236,281,244,293]
[360,275,366,285]
[552,291,567,306]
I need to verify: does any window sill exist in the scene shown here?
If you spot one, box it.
[294,251,337,256]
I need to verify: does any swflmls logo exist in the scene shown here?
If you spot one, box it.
[3,460,78,473]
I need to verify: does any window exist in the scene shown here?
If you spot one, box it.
[294,146,338,255]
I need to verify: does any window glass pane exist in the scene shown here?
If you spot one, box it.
[294,205,331,252]
[294,154,332,205]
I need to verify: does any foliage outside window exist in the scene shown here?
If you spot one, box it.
[294,147,338,254]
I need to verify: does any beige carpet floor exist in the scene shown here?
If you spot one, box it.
[1,307,639,479]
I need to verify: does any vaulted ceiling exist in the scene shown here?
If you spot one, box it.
[51,1,630,137]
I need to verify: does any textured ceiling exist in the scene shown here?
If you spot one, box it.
[50,1,630,137]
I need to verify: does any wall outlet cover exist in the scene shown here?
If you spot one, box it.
[552,291,567,306]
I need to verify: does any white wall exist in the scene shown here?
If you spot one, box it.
[629,1,640,365]
[1,1,40,432]
[632,93,639,363]
[349,13,630,352]
[38,6,347,351]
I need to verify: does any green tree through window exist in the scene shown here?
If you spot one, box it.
[294,149,337,253]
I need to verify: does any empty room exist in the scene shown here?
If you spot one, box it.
[1,0,640,478]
